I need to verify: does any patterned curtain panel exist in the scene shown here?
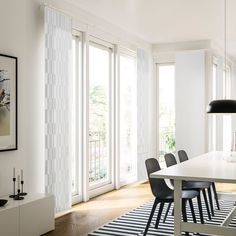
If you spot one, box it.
[44,7,72,213]
[137,48,150,181]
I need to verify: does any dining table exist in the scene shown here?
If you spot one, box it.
[150,151,236,236]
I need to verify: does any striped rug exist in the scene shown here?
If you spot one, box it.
[89,199,236,235]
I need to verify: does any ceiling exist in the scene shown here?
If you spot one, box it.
[66,0,236,59]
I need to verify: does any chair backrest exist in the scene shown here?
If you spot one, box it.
[178,150,189,163]
[145,158,171,198]
[164,153,177,167]
[164,153,177,187]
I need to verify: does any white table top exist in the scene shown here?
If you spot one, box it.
[151,151,236,183]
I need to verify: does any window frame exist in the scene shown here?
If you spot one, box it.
[87,36,115,195]
[70,32,139,202]
[71,30,83,204]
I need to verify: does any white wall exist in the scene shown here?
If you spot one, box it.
[46,0,151,51]
[175,50,206,158]
[152,40,211,54]
[0,0,45,196]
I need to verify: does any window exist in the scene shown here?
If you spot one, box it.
[119,50,137,185]
[71,33,138,201]
[88,39,114,190]
[157,64,175,161]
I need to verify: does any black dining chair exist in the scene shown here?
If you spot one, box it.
[178,150,220,215]
[145,158,200,236]
[165,153,211,222]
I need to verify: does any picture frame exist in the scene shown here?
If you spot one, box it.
[0,54,17,151]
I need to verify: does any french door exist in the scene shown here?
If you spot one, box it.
[88,38,114,193]
[71,32,137,202]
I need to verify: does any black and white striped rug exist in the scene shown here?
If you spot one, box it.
[89,199,236,235]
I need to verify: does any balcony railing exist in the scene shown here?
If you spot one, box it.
[89,132,107,184]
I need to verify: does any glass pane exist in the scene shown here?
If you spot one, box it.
[119,54,137,183]
[158,65,175,161]
[89,44,110,187]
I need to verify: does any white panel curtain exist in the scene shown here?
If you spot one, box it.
[137,48,151,181]
[44,7,72,213]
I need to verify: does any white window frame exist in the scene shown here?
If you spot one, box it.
[72,30,83,204]
[71,32,139,202]
[87,36,115,198]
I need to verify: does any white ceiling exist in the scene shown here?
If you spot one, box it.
[66,0,236,58]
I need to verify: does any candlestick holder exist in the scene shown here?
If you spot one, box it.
[19,181,27,196]
[14,189,24,201]
[9,177,17,198]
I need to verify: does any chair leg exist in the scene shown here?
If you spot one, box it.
[212,183,220,210]
[202,189,211,220]
[182,200,189,236]
[143,198,159,236]
[188,199,197,223]
[163,202,172,223]
[207,186,214,216]
[155,202,164,229]
[197,195,204,224]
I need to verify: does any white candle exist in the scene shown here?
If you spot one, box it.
[21,169,23,181]
[13,168,15,178]
[17,175,20,189]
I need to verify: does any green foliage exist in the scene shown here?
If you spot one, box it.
[89,85,107,141]
[165,133,176,151]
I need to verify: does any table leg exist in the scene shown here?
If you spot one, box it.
[174,179,182,236]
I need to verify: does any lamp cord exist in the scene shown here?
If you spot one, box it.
[225,0,226,70]
[224,0,227,99]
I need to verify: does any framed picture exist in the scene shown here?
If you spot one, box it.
[0,54,17,151]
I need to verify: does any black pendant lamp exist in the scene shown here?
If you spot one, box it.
[207,0,236,114]
[207,99,236,113]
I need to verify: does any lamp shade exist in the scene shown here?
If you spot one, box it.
[207,99,236,113]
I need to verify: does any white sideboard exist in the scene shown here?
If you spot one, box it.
[0,193,55,236]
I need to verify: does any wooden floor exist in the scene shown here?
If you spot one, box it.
[44,182,236,236]
[44,182,153,236]
[216,183,236,193]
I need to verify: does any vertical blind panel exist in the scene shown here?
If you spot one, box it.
[45,6,72,213]
[137,48,150,181]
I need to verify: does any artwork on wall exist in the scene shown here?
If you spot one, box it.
[0,54,17,151]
